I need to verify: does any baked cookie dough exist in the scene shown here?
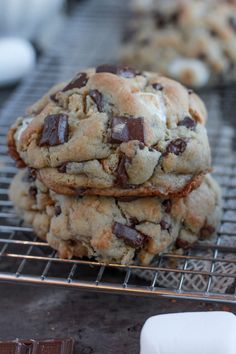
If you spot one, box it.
[122,0,236,87]
[8,65,210,198]
[9,169,221,265]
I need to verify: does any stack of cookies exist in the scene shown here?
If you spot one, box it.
[122,0,236,87]
[7,65,222,265]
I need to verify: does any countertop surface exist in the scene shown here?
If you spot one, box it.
[0,283,235,354]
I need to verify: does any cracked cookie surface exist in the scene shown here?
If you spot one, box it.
[8,66,210,197]
[9,169,221,265]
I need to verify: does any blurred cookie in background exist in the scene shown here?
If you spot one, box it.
[122,0,236,87]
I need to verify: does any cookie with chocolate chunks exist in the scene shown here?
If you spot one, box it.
[122,0,236,87]
[9,170,222,266]
[8,67,210,198]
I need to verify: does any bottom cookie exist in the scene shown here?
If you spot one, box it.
[9,170,222,265]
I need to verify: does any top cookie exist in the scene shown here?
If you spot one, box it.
[8,65,210,197]
[122,0,236,87]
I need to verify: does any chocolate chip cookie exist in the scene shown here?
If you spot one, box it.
[122,0,236,87]
[9,169,221,265]
[8,66,210,198]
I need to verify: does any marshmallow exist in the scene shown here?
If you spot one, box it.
[0,38,36,86]
[168,58,210,87]
[134,92,166,123]
[140,312,236,354]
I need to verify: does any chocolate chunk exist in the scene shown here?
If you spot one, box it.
[62,72,88,91]
[112,222,146,249]
[58,163,67,173]
[116,154,129,187]
[152,83,163,90]
[199,224,215,239]
[229,16,236,31]
[162,199,172,213]
[165,138,187,156]
[118,66,138,78]
[74,187,87,195]
[154,12,167,28]
[96,64,118,74]
[29,186,37,198]
[39,114,69,147]
[129,217,139,226]
[198,52,207,61]
[50,93,59,103]
[55,205,62,216]
[117,196,139,202]
[170,10,180,24]
[110,116,144,143]
[160,220,171,232]
[89,90,104,112]
[0,338,75,354]
[68,239,77,247]
[177,117,196,130]
[23,167,37,183]
[96,64,139,78]
[176,238,191,250]
[154,11,179,28]
[209,29,218,37]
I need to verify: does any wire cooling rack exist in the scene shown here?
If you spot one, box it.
[0,0,236,303]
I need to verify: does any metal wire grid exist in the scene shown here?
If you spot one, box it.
[0,0,236,302]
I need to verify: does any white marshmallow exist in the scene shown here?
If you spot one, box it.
[168,57,210,87]
[0,38,36,86]
[134,92,166,123]
[16,117,33,141]
[140,312,236,354]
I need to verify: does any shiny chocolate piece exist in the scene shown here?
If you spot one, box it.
[96,64,139,78]
[177,117,196,130]
[39,114,69,147]
[62,72,88,91]
[116,154,129,187]
[165,138,187,156]
[112,222,146,249]
[89,90,104,112]
[0,338,74,354]
[111,116,144,143]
